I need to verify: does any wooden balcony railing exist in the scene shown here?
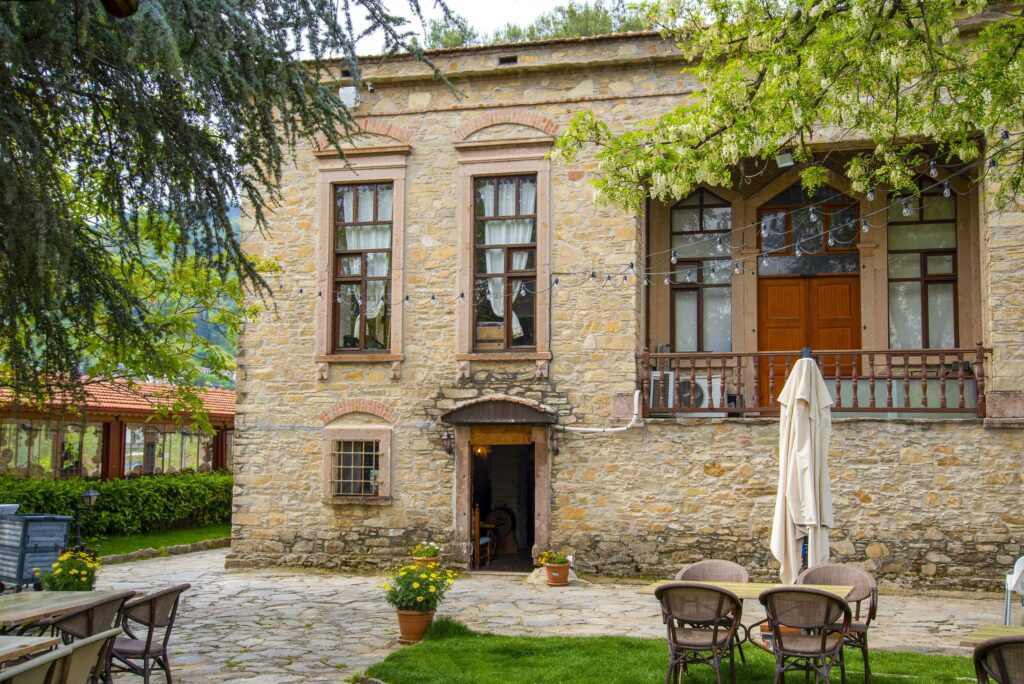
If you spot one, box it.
[639,345,992,418]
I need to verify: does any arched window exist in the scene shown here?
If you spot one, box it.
[669,188,732,352]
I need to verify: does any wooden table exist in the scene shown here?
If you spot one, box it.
[960,623,1024,647]
[639,580,855,600]
[0,636,59,664]
[0,591,129,631]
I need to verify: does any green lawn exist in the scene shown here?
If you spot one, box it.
[365,618,973,684]
[89,522,231,557]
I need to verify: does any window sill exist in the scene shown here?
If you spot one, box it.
[456,352,552,362]
[322,496,392,507]
[316,353,404,363]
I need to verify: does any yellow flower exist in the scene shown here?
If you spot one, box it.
[69,569,78,575]
[412,582,420,589]
[54,569,61,575]
[52,563,59,569]
[416,596,424,602]
[419,574,427,579]
[429,586,437,593]
[398,571,406,577]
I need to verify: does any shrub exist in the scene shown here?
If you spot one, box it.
[0,472,233,538]
[35,550,99,591]
[411,542,440,558]
[384,562,456,614]
[537,549,568,565]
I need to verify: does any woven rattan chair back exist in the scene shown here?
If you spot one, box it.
[657,581,743,628]
[51,591,135,643]
[975,636,1024,684]
[675,559,749,583]
[760,587,851,652]
[798,563,877,622]
[124,584,190,630]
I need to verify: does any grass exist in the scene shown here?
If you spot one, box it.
[365,617,974,684]
[88,522,231,557]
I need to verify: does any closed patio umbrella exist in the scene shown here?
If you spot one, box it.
[770,357,834,584]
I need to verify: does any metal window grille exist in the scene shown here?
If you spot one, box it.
[332,440,380,496]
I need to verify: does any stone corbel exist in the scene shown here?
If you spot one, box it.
[315,363,329,382]
[535,359,550,380]
[457,360,472,382]
[390,361,402,381]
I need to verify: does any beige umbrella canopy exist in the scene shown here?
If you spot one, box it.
[770,357,835,584]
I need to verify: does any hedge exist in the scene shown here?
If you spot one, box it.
[0,472,233,538]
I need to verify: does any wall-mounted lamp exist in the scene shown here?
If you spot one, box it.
[549,430,560,455]
[774,150,795,169]
[441,430,454,455]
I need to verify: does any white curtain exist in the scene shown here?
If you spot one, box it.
[483,220,532,338]
[344,225,391,320]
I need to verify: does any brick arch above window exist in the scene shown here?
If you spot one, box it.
[352,119,414,146]
[319,399,399,426]
[454,111,558,143]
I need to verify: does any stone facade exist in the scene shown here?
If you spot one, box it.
[230,33,1023,590]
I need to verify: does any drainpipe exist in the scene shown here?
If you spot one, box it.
[553,390,641,434]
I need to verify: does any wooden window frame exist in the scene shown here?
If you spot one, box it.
[887,180,959,349]
[472,174,539,351]
[332,182,394,354]
[316,148,407,365]
[757,202,861,259]
[321,425,392,505]
[668,189,732,353]
[455,139,551,363]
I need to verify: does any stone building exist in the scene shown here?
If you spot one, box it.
[230,31,1023,590]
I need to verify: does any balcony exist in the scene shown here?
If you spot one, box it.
[639,346,992,419]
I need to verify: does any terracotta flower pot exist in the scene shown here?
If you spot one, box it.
[544,562,570,586]
[396,609,435,644]
[409,554,443,566]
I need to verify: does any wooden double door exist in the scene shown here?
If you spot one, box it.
[757,275,861,403]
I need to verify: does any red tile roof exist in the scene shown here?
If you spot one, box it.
[1,380,235,422]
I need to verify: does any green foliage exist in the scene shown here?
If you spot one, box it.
[537,549,568,565]
[424,616,474,640]
[383,562,457,613]
[490,1,647,43]
[35,550,100,591]
[366,627,974,683]
[426,14,479,49]
[91,522,231,557]
[411,541,441,558]
[0,0,447,409]
[0,472,232,538]
[557,1,1024,210]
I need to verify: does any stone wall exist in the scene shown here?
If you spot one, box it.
[230,32,1024,590]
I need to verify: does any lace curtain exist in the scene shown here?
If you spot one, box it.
[343,224,391,320]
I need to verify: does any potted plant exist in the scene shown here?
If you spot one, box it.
[409,541,443,566]
[383,562,456,644]
[538,550,571,586]
[33,550,100,591]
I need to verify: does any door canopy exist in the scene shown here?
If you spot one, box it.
[441,396,557,426]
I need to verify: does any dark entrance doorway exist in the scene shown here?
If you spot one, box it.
[471,441,535,572]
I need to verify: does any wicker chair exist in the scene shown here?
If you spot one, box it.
[759,587,851,684]
[675,559,750,664]
[654,581,743,684]
[0,628,122,684]
[798,564,877,681]
[974,635,1024,683]
[110,584,190,684]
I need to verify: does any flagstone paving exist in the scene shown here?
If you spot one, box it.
[97,549,1010,683]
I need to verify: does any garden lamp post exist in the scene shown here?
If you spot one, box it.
[74,489,100,550]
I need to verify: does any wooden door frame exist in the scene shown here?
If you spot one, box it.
[453,424,550,567]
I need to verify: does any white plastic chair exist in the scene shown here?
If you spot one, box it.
[1006,556,1024,626]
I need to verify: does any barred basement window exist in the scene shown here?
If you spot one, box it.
[332,440,381,496]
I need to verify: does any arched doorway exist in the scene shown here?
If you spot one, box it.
[441,398,555,571]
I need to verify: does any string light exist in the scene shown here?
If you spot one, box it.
[1002,129,1010,141]
[760,222,768,238]
[709,262,717,276]
[553,277,559,286]
[762,253,769,267]
[866,189,875,202]
[795,243,803,257]
[684,268,692,282]
[990,158,998,170]
[663,275,671,285]
[827,232,835,247]
[733,261,741,274]
[861,219,869,233]
[942,181,951,198]
[901,199,913,216]
[929,159,939,178]
[808,206,818,223]
[642,276,650,286]
[715,236,724,253]
[670,249,678,265]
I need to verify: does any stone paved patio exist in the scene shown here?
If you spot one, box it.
[97,549,1010,683]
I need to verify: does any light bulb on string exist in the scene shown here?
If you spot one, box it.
[929,159,939,178]
[715,236,724,253]
[795,243,803,257]
[942,181,951,198]
[622,275,628,284]
[861,219,869,233]
[760,222,768,238]
[733,261,741,275]
[808,207,818,223]
[642,276,650,287]
[589,270,597,280]
[604,274,612,285]
[709,262,717,276]
[670,249,678,265]
[761,253,769,267]
[663,275,671,286]
[866,189,875,202]
[827,232,835,247]
[684,268,692,283]
[989,158,998,170]
[901,199,913,217]
[552,277,559,288]
[1002,129,1010,141]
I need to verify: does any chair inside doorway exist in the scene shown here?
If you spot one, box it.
[471,440,535,572]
